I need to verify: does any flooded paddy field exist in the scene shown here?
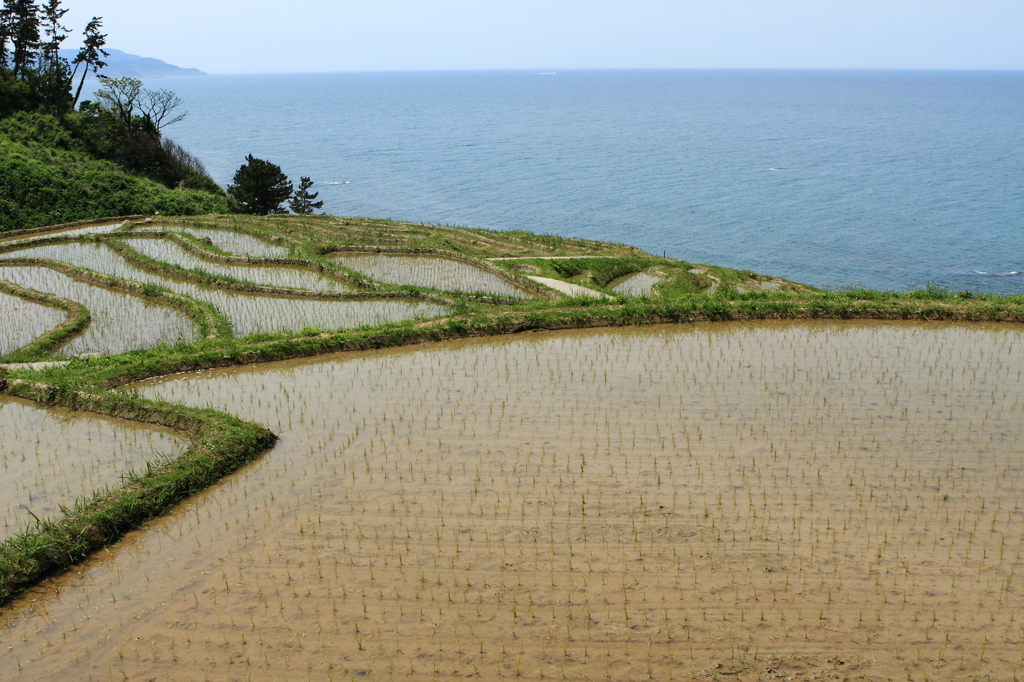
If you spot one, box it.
[610,270,664,297]
[131,226,290,258]
[0,291,65,356]
[0,395,187,541]
[332,253,534,298]
[0,222,124,246]
[0,266,196,355]
[1,243,445,337]
[2,321,1022,680]
[126,238,350,292]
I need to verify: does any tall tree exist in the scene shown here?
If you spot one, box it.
[288,177,324,215]
[71,16,106,107]
[0,4,13,71]
[37,0,65,70]
[34,0,71,110]
[228,155,293,215]
[7,0,41,78]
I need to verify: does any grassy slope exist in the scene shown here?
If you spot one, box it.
[0,114,230,232]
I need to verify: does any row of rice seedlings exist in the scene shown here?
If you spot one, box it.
[0,222,124,246]
[0,289,66,356]
[332,254,534,298]
[123,239,350,292]
[609,270,664,297]
[0,395,187,541]
[3,322,1019,679]
[130,226,290,258]
[0,266,196,356]
[2,243,447,337]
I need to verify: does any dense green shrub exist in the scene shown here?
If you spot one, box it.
[0,128,230,231]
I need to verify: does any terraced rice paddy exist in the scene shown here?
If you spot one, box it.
[0,395,187,540]
[131,226,290,258]
[610,270,664,296]
[1,243,445,338]
[0,222,124,246]
[0,291,65,356]
[125,239,351,292]
[332,253,533,298]
[0,265,196,355]
[3,321,1022,680]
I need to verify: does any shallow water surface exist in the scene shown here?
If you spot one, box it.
[132,226,290,258]
[4,321,1023,679]
[0,395,187,540]
[332,253,533,297]
[609,270,663,296]
[127,238,349,292]
[0,266,197,355]
[0,222,123,246]
[0,291,66,356]
[2,242,446,336]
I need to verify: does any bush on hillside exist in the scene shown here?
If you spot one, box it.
[0,131,230,232]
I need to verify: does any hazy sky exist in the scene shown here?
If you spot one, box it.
[61,0,1022,74]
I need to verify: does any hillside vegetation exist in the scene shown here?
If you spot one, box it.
[0,113,229,231]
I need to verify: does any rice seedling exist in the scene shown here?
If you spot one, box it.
[130,227,290,258]
[0,265,197,355]
[0,394,187,540]
[0,222,125,246]
[0,290,66,356]
[1,243,446,337]
[331,254,534,298]
[126,238,349,292]
[1,320,1019,680]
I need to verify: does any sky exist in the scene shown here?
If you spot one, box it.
[61,0,1023,74]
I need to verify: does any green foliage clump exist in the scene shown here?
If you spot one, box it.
[228,155,293,215]
[0,114,230,231]
[289,176,323,215]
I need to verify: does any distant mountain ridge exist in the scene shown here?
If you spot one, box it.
[57,48,206,80]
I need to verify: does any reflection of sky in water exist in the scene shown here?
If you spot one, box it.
[1,242,446,337]
[333,254,532,297]
[0,266,196,355]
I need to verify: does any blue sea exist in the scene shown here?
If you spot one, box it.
[150,69,1024,294]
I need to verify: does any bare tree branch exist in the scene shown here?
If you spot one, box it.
[140,88,188,131]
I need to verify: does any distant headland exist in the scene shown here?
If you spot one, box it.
[57,48,206,80]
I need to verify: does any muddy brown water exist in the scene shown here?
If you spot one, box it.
[0,395,187,541]
[2,321,1024,680]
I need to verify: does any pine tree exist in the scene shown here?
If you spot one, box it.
[7,0,41,78]
[288,176,324,215]
[71,16,107,107]
[228,155,293,215]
